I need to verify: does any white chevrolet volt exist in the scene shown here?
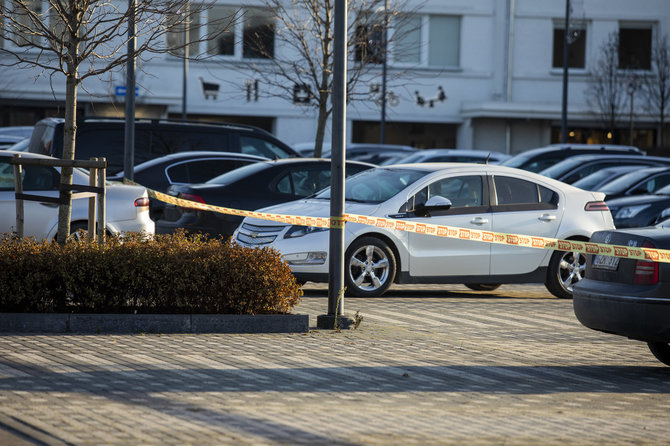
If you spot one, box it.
[234,164,615,298]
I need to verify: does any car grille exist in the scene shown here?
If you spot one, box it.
[236,223,286,245]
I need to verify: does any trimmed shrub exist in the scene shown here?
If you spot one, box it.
[0,231,302,314]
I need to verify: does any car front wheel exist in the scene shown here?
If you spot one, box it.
[345,237,396,297]
[545,248,585,299]
[648,342,670,366]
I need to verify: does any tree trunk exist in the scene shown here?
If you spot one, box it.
[56,74,78,245]
[313,101,329,158]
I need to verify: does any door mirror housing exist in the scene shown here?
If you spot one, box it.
[414,196,452,217]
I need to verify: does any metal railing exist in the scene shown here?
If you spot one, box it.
[10,154,107,243]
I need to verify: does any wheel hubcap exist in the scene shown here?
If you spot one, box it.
[558,251,585,293]
[349,245,390,292]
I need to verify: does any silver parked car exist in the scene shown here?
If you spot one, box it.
[0,151,154,240]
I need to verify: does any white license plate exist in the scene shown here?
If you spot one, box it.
[593,254,620,270]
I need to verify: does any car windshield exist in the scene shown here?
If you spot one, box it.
[205,162,269,185]
[314,167,426,204]
[599,169,663,195]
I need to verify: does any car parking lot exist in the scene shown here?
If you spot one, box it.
[1,283,669,445]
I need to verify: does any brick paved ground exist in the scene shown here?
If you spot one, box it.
[0,283,669,445]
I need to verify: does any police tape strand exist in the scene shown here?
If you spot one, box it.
[124,179,670,263]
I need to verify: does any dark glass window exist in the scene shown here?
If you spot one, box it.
[167,159,252,184]
[619,28,652,69]
[553,28,586,68]
[355,23,384,64]
[243,9,274,59]
[494,176,558,207]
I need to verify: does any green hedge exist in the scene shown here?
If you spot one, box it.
[0,231,302,314]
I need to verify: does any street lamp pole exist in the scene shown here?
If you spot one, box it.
[380,0,388,144]
[123,0,136,181]
[561,0,570,144]
[182,2,189,121]
[317,0,353,330]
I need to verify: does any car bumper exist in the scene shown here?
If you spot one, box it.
[573,279,670,343]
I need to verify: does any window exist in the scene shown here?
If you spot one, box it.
[552,26,586,68]
[400,175,484,213]
[166,159,253,184]
[619,24,652,69]
[493,177,557,210]
[202,6,274,59]
[356,14,460,68]
[0,161,58,191]
[166,7,201,57]
[392,14,460,67]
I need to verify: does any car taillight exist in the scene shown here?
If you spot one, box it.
[134,197,150,207]
[179,193,206,203]
[634,241,658,285]
[585,201,609,211]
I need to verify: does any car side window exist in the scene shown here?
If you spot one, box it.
[493,176,558,211]
[0,161,59,191]
[399,175,484,213]
[275,168,330,197]
[240,136,289,159]
[166,159,251,184]
[635,173,670,194]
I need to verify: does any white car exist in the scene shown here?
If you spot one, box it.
[0,151,154,240]
[233,164,615,298]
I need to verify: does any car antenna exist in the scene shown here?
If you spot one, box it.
[485,152,492,164]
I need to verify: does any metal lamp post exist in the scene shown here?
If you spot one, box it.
[560,0,570,144]
[380,0,388,144]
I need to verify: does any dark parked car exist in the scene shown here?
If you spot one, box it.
[0,135,25,149]
[156,158,375,238]
[293,142,416,164]
[571,165,642,192]
[0,126,34,139]
[380,148,511,165]
[573,221,670,366]
[28,117,300,175]
[538,154,670,184]
[109,151,269,220]
[501,144,644,173]
[596,166,670,200]
[606,184,670,228]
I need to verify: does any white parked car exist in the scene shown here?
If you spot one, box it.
[234,163,615,298]
[0,151,154,240]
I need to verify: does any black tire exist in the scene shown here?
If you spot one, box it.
[345,237,396,297]
[68,222,90,242]
[545,248,586,299]
[465,283,502,291]
[648,342,670,366]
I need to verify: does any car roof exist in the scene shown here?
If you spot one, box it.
[521,144,642,155]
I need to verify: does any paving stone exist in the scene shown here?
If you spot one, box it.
[0,283,669,445]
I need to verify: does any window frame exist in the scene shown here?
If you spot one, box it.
[618,22,654,71]
[491,176,559,213]
[551,21,588,70]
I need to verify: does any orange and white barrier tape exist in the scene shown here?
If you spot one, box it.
[126,179,670,263]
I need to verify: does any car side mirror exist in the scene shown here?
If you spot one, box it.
[413,196,452,217]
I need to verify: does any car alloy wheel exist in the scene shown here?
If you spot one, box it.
[648,342,670,367]
[345,237,396,297]
[545,248,585,299]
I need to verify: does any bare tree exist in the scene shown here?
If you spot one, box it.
[237,0,418,157]
[0,0,230,244]
[584,32,629,141]
[640,34,670,149]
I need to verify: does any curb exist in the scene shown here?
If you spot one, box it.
[0,313,309,334]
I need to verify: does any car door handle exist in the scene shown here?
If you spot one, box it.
[539,214,557,222]
[470,217,489,225]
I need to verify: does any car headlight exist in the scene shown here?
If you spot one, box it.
[283,252,327,265]
[615,204,651,219]
[283,225,328,239]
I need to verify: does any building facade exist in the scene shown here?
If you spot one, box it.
[1,0,669,154]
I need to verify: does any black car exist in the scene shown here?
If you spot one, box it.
[606,184,670,228]
[294,142,416,164]
[596,166,670,200]
[109,151,268,220]
[538,154,670,184]
[380,148,511,165]
[27,117,300,175]
[573,221,670,366]
[571,165,642,192]
[501,144,644,173]
[156,158,375,238]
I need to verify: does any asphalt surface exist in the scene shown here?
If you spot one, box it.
[0,283,669,445]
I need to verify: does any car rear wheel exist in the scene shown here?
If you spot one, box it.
[465,284,501,291]
[647,342,670,366]
[545,248,585,299]
[345,237,396,297]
